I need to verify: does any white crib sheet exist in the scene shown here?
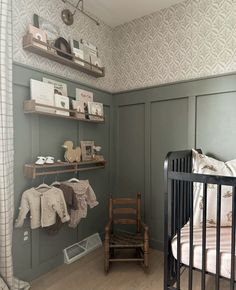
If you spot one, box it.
[172,225,236,279]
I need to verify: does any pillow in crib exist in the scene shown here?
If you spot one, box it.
[192,149,236,227]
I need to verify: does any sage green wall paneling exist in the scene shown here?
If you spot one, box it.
[13,61,236,280]
[116,104,145,197]
[196,92,236,161]
[113,73,236,250]
[13,83,32,275]
[37,117,78,265]
[38,117,78,159]
[150,98,188,248]
[78,105,111,238]
[114,73,236,106]
[13,63,113,280]
[39,227,77,264]
[114,103,145,234]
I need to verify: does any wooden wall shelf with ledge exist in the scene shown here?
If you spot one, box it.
[24,160,107,179]
[24,100,105,123]
[23,33,105,78]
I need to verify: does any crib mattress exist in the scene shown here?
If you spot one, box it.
[172,225,236,280]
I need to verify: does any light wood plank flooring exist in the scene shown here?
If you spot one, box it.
[31,248,230,290]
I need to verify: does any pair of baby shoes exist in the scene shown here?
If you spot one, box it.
[35,156,55,165]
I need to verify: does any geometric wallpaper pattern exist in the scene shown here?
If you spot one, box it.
[13,0,236,93]
[113,0,236,92]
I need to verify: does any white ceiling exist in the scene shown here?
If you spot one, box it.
[84,0,184,27]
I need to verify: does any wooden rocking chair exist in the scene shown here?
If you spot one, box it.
[104,192,149,273]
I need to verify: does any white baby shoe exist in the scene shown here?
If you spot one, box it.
[45,156,55,164]
[35,156,46,165]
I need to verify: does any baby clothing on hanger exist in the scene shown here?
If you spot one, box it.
[69,196,87,228]
[63,180,99,228]
[44,183,78,235]
[63,180,98,207]
[53,183,79,213]
[60,183,79,212]
[15,186,70,229]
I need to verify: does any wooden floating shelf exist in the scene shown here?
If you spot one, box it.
[24,100,105,123]
[23,33,105,78]
[24,160,107,179]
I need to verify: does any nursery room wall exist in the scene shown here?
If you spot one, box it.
[113,0,236,249]
[12,0,114,280]
[11,0,236,282]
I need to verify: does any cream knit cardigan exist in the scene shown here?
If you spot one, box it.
[15,187,70,229]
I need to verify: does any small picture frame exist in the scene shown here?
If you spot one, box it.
[88,102,104,121]
[81,141,94,161]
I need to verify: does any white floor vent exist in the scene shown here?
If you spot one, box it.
[63,233,102,264]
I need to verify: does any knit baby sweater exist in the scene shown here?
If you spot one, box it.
[15,187,70,229]
[63,180,98,228]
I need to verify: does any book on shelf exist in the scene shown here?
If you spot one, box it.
[30,79,54,113]
[54,94,70,116]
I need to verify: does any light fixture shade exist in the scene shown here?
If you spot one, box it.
[61,9,74,26]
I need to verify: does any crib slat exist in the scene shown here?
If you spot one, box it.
[176,180,181,290]
[201,183,207,290]
[230,186,236,290]
[215,185,221,290]
[188,181,193,290]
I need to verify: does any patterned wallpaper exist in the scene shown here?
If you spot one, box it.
[13,0,236,93]
[13,0,114,92]
[113,0,236,92]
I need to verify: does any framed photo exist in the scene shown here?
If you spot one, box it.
[43,77,68,96]
[81,141,94,161]
[88,102,104,120]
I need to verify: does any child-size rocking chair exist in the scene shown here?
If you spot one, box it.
[104,192,149,273]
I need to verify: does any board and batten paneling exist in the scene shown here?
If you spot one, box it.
[13,63,113,281]
[114,72,236,250]
[114,99,189,248]
[13,61,236,280]
[116,104,145,196]
[196,92,236,161]
[150,98,188,245]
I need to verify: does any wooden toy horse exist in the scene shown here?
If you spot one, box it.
[62,141,81,163]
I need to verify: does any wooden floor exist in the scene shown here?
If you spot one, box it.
[31,248,230,290]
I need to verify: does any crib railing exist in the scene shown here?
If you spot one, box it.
[164,150,236,290]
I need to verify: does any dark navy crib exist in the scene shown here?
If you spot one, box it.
[164,149,236,290]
